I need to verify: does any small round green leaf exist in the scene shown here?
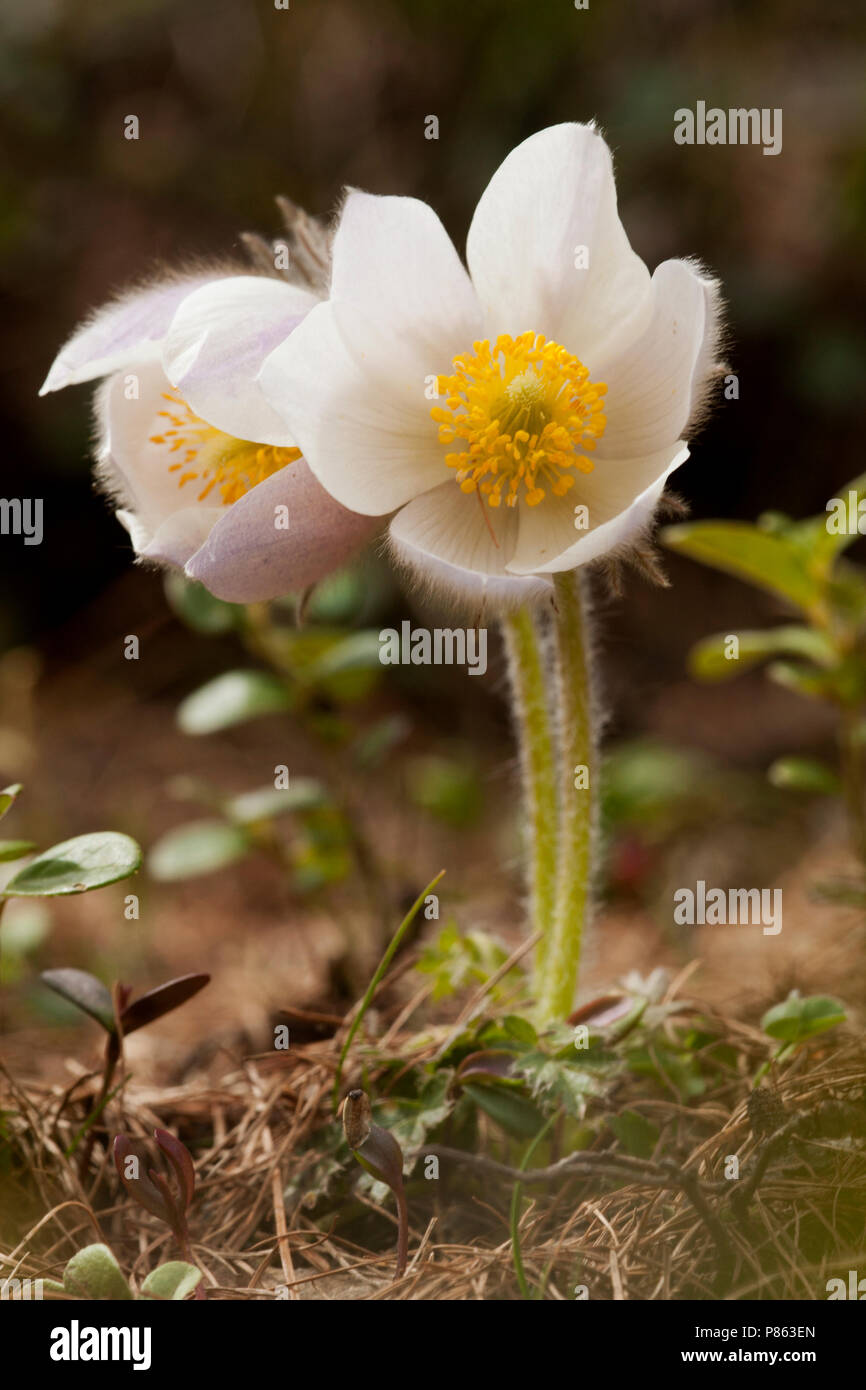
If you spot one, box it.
[148,820,250,881]
[4,832,141,897]
[63,1245,132,1300]
[224,779,326,825]
[177,670,291,735]
[140,1261,202,1301]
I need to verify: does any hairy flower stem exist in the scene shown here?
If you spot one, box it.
[537,571,596,1023]
[502,607,558,984]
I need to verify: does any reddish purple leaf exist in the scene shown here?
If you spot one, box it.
[568,995,633,1029]
[113,1135,175,1226]
[120,973,210,1036]
[154,1128,195,1210]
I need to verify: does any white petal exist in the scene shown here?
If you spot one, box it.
[507,445,689,574]
[96,363,218,534]
[259,301,447,514]
[138,507,224,568]
[389,485,552,610]
[40,274,220,395]
[594,260,717,460]
[329,190,483,390]
[184,458,381,603]
[467,124,652,363]
[161,275,318,446]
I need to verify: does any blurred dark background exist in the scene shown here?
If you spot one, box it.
[2,0,865,651]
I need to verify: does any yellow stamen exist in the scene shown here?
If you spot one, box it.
[149,392,301,505]
[431,331,607,508]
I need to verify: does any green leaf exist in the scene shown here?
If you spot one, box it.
[462,1082,545,1138]
[810,473,866,570]
[305,630,384,702]
[382,1072,454,1156]
[306,630,383,679]
[303,567,368,624]
[416,923,511,1002]
[812,875,866,908]
[40,968,116,1031]
[768,757,841,796]
[606,1109,660,1159]
[762,992,846,1044]
[140,1261,202,1301]
[4,832,141,897]
[502,1015,538,1046]
[63,1245,132,1300]
[662,521,820,611]
[765,659,863,704]
[163,573,241,634]
[688,626,834,683]
[514,1051,603,1118]
[0,784,22,822]
[224,779,327,825]
[0,901,51,959]
[148,820,250,881]
[407,755,483,829]
[0,839,37,862]
[352,714,412,769]
[177,670,291,735]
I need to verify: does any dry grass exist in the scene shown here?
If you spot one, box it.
[2,977,865,1302]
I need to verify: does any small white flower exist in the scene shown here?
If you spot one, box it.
[250,123,721,606]
[41,270,379,602]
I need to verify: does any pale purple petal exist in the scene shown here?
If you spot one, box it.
[40,275,221,395]
[183,457,382,602]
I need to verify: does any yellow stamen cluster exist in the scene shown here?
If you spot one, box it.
[431,332,607,508]
[149,392,301,505]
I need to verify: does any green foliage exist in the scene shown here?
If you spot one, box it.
[662,475,866,851]
[600,739,715,833]
[416,922,512,1001]
[689,626,834,682]
[0,901,51,984]
[407,754,484,828]
[662,520,823,611]
[0,839,37,862]
[139,1262,202,1301]
[3,831,141,898]
[606,1109,660,1158]
[768,756,841,795]
[177,670,292,735]
[61,1244,133,1300]
[762,991,846,1044]
[48,1244,201,1301]
[148,820,251,881]
[224,780,326,824]
[164,573,242,634]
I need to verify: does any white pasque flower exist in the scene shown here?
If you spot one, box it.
[41,269,379,603]
[239,123,722,606]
